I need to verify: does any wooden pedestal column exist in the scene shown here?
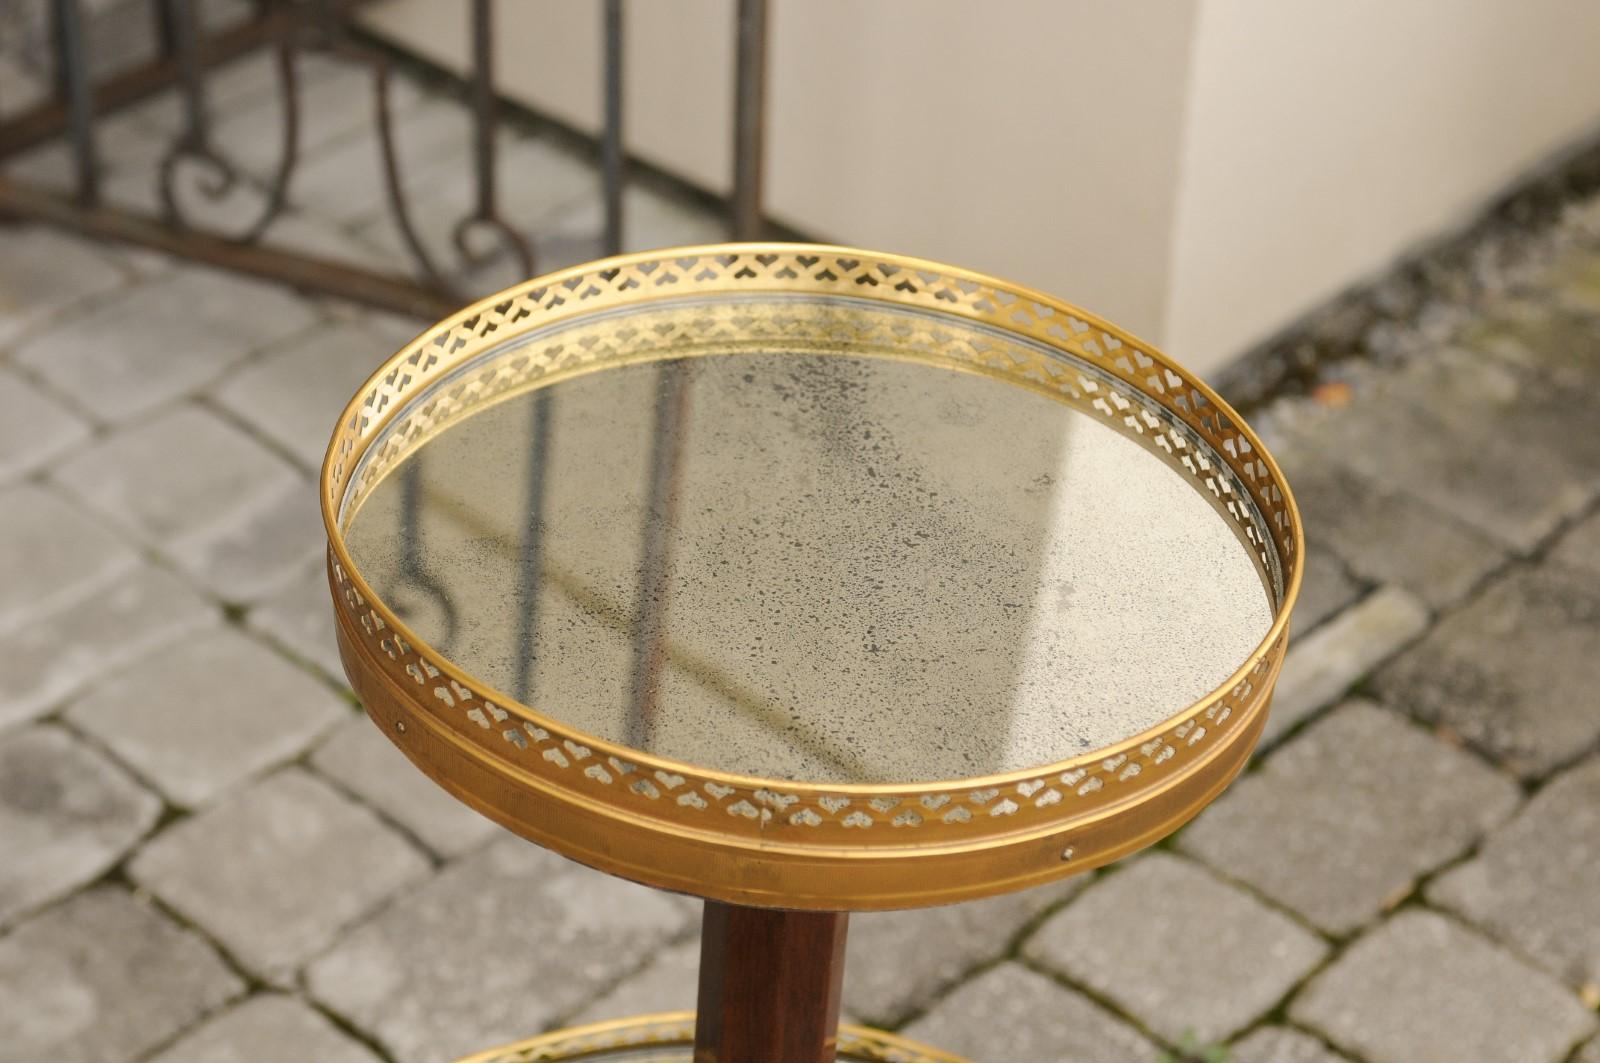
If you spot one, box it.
[693,901,849,1063]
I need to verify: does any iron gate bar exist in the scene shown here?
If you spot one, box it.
[601,0,624,257]
[49,0,99,204]
[731,0,768,241]
[0,0,771,315]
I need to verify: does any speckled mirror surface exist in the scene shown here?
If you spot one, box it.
[343,313,1275,785]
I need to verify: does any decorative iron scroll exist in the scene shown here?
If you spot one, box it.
[0,0,766,312]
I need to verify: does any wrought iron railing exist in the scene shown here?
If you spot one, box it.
[0,0,770,319]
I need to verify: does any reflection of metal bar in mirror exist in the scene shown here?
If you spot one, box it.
[420,482,875,780]
[601,0,625,256]
[397,456,458,648]
[513,392,553,704]
[627,362,692,751]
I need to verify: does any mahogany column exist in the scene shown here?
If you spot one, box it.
[693,901,849,1063]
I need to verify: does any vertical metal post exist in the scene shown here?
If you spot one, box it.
[169,0,209,149]
[601,0,625,256]
[151,0,181,57]
[470,0,498,221]
[50,0,98,204]
[731,0,768,241]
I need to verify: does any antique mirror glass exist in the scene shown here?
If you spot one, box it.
[343,296,1275,784]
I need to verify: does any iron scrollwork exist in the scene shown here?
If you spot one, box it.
[150,0,536,297]
[2,0,767,314]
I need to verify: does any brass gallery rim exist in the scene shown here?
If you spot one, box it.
[321,243,1304,909]
[451,1012,969,1063]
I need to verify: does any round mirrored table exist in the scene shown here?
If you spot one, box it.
[321,245,1303,1063]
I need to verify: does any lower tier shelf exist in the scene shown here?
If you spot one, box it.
[453,1012,969,1063]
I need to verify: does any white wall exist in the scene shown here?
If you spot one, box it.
[359,0,1197,342]
[361,0,1600,375]
[763,2,1198,339]
[1165,0,1600,368]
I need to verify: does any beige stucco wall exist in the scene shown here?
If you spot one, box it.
[1164,0,1600,368]
[358,0,1196,344]
[361,0,1600,375]
[762,2,1197,341]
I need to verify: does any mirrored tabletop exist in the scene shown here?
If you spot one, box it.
[343,315,1273,785]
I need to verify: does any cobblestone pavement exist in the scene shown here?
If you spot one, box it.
[4,47,1600,1063]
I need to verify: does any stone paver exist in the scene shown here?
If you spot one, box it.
[0,366,91,482]
[1374,561,1600,777]
[0,483,136,636]
[65,628,346,807]
[0,57,46,121]
[146,994,383,1063]
[1180,701,1520,934]
[287,95,475,225]
[0,563,212,732]
[1553,509,1600,577]
[1276,447,1505,608]
[248,561,345,678]
[1291,909,1596,1063]
[1551,244,1600,316]
[0,725,160,929]
[569,897,1102,1035]
[54,403,299,551]
[0,226,125,349]
[902,962,1158,1063]
[13,265,319,423]
[1024,853,1328,1045]
[569,939,701,1026]
[178,476,324,602]
[311,713,503,859]
[209,55,421,178]
[536,182,729,271]
[1428,755,1600,987]
[128,48,341,134]
[1292,549,1364,636]
[213,320,394,468]
[130,767,428,984]
[358,129,594,242]
[1285,347,1600,552]
[353,141,667,297]
[1264,585,1429,746]
[307,837,694,1063]
[844,880,1082,1027]
[1463,297,1600,391]
[1230,1027,1350,1063]
[0,887,243,1063]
